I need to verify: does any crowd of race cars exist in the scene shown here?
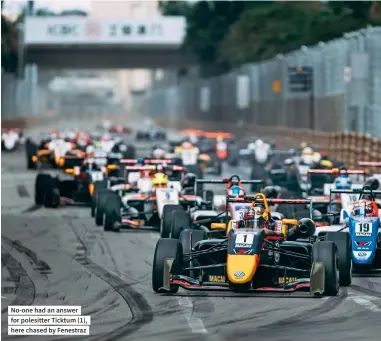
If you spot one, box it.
[24,119,381,298]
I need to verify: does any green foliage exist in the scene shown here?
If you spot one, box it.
[160,1,252,77]
[160,1,381,76]
[1,14,18,73]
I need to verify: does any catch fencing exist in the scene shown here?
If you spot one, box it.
[138,26,381,140]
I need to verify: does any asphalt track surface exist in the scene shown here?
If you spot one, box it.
[2,122,381,341]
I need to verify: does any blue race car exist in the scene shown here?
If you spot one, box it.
[335,186,381,271]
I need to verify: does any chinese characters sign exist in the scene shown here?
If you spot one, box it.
[24,17,185,45]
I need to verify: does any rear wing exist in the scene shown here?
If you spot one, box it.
[63,154,85,159]
[226,196,313,219]
[195,178,263,194]
[358,161,381,167]
[120,158,173,165]
[195,179,263,185]
[203,132,232,139]
[227,196,311,205]
[308,168,366,175]
[272,149,295,155]
[330,188,381,205]
[124,165,184,172]
[330,189,381,195]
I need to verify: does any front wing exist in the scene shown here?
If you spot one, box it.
[159,259,325,295]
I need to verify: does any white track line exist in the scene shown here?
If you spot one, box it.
[177,297,208,334]
[348,292,381,312]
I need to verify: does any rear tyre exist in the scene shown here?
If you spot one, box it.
[325,232,352,286]
[35,174,60,208]
[312,241,340,296]
[91,180,107,217]
[26,139,38,170]
[95,189,113,226]
[152,238,181,293]
[103,194,122,232]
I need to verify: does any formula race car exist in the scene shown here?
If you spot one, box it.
[2,128,24,151]
[34,155,117,208]
[94,162,205,232]
[108,124,132,134]
[314,186,381,272]
[152,193,351,296]
[25,136,85,170]
[158,175,264,240]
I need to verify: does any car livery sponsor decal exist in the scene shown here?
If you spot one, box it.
[355,222,372,237]
[234,271,245,279]
[208,275,226,283]
[234,232,254,248]
[278,277,297,284]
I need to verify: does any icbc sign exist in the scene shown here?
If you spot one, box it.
[47,24,79,37]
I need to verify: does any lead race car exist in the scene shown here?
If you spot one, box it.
[152,193,351,296]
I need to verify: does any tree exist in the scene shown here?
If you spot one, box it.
[160,0,252,77]
[1,14,18,73]
[221,1,381,67]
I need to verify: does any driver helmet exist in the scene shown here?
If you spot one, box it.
[141,170,151,178]
[189,133,198,144]
[262,186,279,199]
[153,148,166,159]
[352,200,377,218]
[300,142,308,149]
[227,185,245,197]
[182,141,193,149]
[101,134,111,142]
[302,147,313,156]
[255,139,264,147]
[243,206,269,229]
[217,136,224,143]
[86,145,95,156]
[152,172,168,188]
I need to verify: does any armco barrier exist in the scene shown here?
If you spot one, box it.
[155,118,381,174]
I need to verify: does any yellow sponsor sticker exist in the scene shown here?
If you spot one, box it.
[278,277,297,284]
[208,275,226,283]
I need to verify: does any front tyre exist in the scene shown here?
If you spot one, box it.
[152,238,181,293]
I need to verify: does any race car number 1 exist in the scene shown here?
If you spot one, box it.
[235,232,254,247]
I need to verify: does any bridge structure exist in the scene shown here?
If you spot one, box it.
[23,16,191,69]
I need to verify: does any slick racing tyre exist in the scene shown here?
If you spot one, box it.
[325,232,352,286]
[95,189,114,226]
[103,194,122,232]
[161,204,184,238]
[91,181,108,217]
[171,210,191,240]
[25,139,38,170]
[312,241,340,296]
[152,238,181,293]
[35,173,60,208]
